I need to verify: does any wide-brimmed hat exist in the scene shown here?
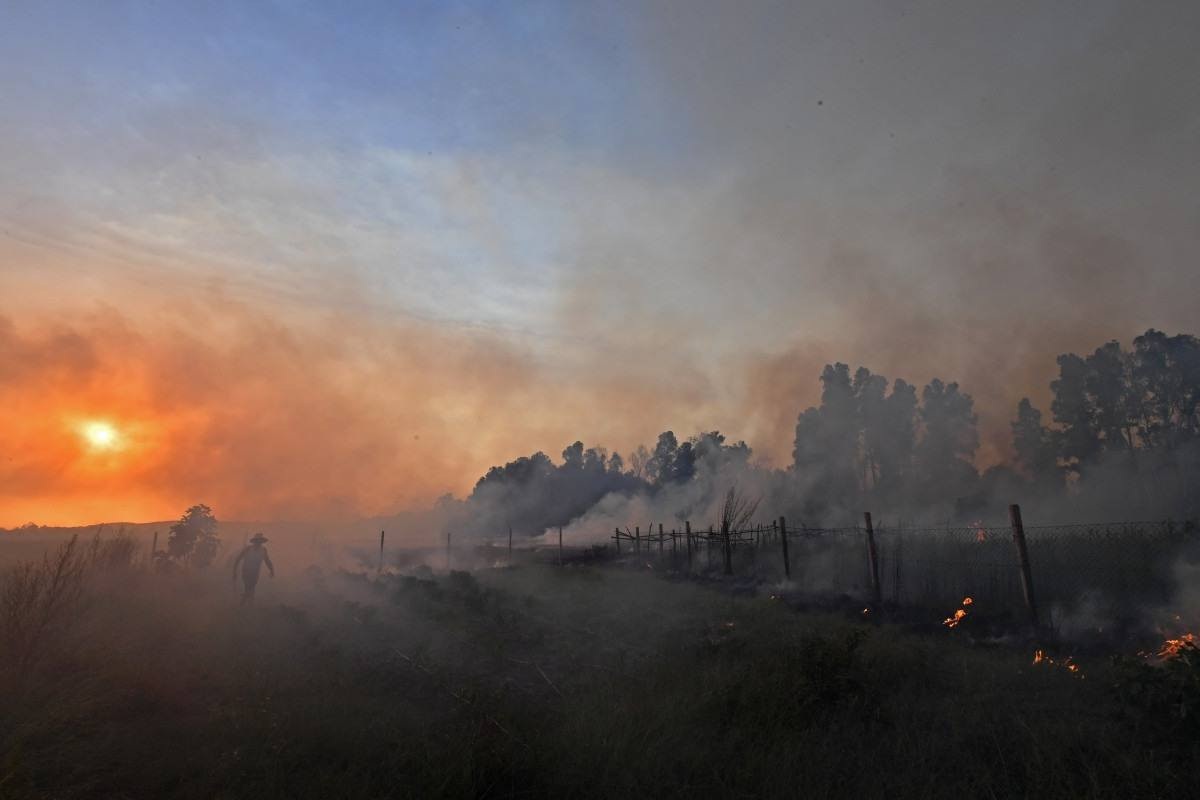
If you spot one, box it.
[249,533,268,544]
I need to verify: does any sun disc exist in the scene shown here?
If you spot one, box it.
[83,421,119,449]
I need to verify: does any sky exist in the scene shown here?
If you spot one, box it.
[2,0,1198,527]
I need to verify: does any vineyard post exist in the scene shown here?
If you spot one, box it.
[1009,504,1039,630]
[151,530,158,556]
[685,521,693,568]
[635,526,641,553]
[779,516,790,580]
[378,530,385,575]
[659,523,664,555]
[864,512,882,607]
[615,527,621,554]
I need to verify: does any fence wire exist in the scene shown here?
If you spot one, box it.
[602,516,1199,620]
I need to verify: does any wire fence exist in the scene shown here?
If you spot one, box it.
[589,509,1200,625]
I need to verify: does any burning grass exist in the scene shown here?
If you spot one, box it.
[1,550,1198,798]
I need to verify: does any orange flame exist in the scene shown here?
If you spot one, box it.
[942,597,973,628]
[1032,649,1083,677]
[971,521,988,543]
[1157,632,1196,660]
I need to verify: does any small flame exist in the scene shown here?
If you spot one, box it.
[1032,649,1083,677]
[942,596,973,628]
[1157,632,1196,660]
[971,521,988,543]
[862,607,871,616]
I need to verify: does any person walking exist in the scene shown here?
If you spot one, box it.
[232,533,275,604]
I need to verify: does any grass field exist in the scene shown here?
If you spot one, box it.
[2,536,1198,799]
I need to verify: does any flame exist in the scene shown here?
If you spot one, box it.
[942,597,973,628]
[971,521,988,543]
[1157,632,1196,660]
[1032,649,1083,677]
[862,607,871,616]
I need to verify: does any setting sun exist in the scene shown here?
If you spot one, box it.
[81,421,119,450]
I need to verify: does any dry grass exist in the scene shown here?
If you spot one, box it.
[0,534,139,681]
[0,543,1196,798]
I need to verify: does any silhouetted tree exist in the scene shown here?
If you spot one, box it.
[645,431,680,485]
[877,378,918,498]
[915,379,979,504]
[1085,341,1137,452]
[1051,353,1100,476]
[166,504,219,567]
[1011,398,1059,486]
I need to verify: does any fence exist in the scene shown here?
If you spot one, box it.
[597,505,1199,628]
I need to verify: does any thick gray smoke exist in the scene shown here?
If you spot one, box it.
[456,328,1198,549]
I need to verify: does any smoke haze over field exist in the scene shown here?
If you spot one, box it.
[2,1,1199,526]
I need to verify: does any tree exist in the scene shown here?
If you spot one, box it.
[1011,398,1059,487]
[791,363,861,518]
[855,367,889,497]
[166,504,220,567]
[1051,353,1100,475]
[877,378,918,498]
[1085,341,1136,452]
[647,431,677,484]
[914,379,979,503]
[1132,330,1200,447]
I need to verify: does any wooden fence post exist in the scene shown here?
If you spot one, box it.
[615,527,621,554]
[864,513,882,607]
[685,521,693,568]
[779,516,790,580]
[558,526,563,565]
[722,520,733,575]
[379,530,385,575]
[151,530,158,556]
[635,526,641,553]
[1009,504,1039,630]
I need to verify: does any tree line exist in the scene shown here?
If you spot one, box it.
[457,329,1199,533]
